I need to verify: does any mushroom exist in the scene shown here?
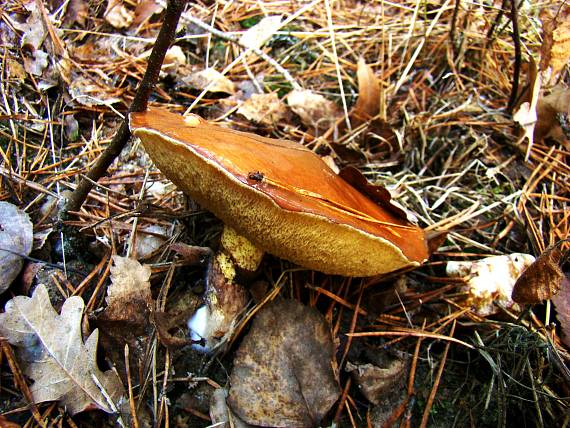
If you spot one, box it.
[130,108,428,277]
[130,108,428,349]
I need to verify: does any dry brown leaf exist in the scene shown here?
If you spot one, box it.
[16,2,46,50]
[552,277,570,348]
[286,89,341,131]
[346,355,407,406]
[0,202,33,294]
[534,87,570,146]
[68,75,122,106]
[348,59,399,156]
[93,256,154,381]
[512,243,567,304]
[551,19,570,78]
[239,16,282,51]
[237,92,288,125]
[106,255,152,318]
[539,7,570,80]
[65,0,89,26]
[105,0,134,29]
[228,300,339,427]
[162,45,186,72]
[0,284,125,415]
[338,166,417,223]
[7,58,27,81]
[132,0,164,27]
[186,68,236,94]
[352,57,380,126]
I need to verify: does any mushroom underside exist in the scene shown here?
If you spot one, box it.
[135,129,418,277]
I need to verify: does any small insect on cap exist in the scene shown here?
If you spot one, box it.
[129,108,429,276]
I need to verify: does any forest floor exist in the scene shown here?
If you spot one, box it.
[0,0,569,427]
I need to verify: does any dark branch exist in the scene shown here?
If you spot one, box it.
[62,0,187,216]
[507,0,521,112]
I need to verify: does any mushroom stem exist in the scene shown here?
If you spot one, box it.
[189,226,264,350]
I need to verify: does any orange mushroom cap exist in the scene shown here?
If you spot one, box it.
[130,108,428,276]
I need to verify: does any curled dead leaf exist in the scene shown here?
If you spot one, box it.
[228,300,339,427]
[352,58,381,126]
[338,166,418,223]
[346,354,407,406]
[132,0,164,27]
[512,242,568,304]
[534,87,570,147]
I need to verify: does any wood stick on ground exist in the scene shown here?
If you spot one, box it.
[507,0,521,112]
[62,0,188,216]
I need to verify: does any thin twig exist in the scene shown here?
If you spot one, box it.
[507,0,521,111]
[449,0,461,55]
[62,0,187,215]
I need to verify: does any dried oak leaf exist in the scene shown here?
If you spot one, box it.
[346,355,407,406]
[93,256,153,378]
[237,93,288,125]
[228,300,339,427]
[0,201,33,294]
[286,89,341,132]
[0,284,125,415]
[185,68,236,94]
[512,244,567,304]
[539,6,570,80]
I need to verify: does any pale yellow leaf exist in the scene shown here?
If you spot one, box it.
[187,68,236,94]
[237,93,288,125]
[105,0,134,29]
[239,16,282,51]
[286,89,341,131]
